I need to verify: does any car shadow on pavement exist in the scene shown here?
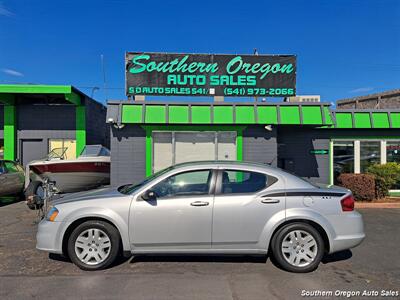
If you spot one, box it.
[49,253,132,268]
[129,255,268,264]
[0,196,23,207]
[321,250,352,264]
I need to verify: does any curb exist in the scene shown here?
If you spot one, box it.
[355,202,400,209]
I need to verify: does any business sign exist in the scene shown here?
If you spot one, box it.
[310,149,329,155]
[125,52,296,97]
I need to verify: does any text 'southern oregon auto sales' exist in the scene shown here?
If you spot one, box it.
[125,53,297,97]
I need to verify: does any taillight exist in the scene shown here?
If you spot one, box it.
[341,195,355,212]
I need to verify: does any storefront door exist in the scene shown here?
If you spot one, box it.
[153,131,237,173]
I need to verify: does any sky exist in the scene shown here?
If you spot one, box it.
[0,0,399,105]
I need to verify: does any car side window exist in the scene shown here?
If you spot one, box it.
[152,170,212,199]
[220,170,270,194]
[4,161,18,173]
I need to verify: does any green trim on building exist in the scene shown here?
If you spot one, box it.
[302,106,323,125]
[121,103,335,126]
[372,113,390,128]
[329,140,334,185]
[191,106,211,124]
[280,106,300,124]
[3,105,16,160]
[0,84,92,160]
[65,92,82,106]
[122,105,143,123]
[214,106,234,123]
[145,106,166,123]
[335,113,353,128]
[169,106,189,123]
[354,113,371,128]
[120,102,400,129]
[236,106,255,123]
[392,113,400,128]
[0,93,15,105]
[333,111,400,129]
[257,106,278,124]
[142,125,244,177]
[0,84,73,94]
[75,105,86,157]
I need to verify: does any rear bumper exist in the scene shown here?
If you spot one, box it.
[327,211,365,253]
[36,219,67,254]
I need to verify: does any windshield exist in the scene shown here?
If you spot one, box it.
[47,147,67,160]
[118,166,174,194]
[80,145,110,157]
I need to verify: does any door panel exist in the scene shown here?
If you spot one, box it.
[217,132,236,160]
[130,169,215,251]
[131,195,213,250]
[21,139,44,166]
[153,132,173,173]
[175,132,215,164]
[212,169,286,249]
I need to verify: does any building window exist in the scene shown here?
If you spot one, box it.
[360,141,380,173]
[49,139,76,159]
[152,131,236,173]
[332,139,400,188]
[333,141,354,184]
[387,141,400,163]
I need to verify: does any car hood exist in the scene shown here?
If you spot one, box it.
[51,187,121,206]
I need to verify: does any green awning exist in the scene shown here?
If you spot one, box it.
[0,84,83,105]
[115,102,400,129]
[119,102,334,126]
[332,111,400,129]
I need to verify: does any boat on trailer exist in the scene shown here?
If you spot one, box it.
[25,145,110,194]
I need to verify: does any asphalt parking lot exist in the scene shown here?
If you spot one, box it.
[0,200,399,300]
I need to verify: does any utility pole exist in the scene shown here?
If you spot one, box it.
[101,54,108,102]
[254,48,259,102]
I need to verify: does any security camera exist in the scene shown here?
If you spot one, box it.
[264,125,273,131]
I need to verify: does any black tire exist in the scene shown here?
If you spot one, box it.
[67,220,120,271]
[271,223,324,273]
[25,181,43,210]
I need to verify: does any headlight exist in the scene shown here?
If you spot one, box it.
[46,207,59,222]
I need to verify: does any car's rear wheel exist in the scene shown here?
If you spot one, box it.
[67,220,120,271]
[271,223,324,273]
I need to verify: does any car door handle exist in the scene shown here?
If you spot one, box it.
[190,201,209,207]
[261,198,280,204]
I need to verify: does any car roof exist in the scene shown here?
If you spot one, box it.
[170,160,288,176]
[162,160,315,189]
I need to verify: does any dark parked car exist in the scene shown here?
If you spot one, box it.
[0,160,25,197]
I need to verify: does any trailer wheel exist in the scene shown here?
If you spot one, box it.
[25,181,44,210]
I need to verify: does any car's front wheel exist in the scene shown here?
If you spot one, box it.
[271,223,324,273]
[67,220,120,271]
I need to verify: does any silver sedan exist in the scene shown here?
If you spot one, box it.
[36,161,365,272]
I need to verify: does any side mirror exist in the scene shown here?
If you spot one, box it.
[141,190,156,201]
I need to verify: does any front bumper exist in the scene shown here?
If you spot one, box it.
[36,219,68,254]
[327,211,365,253]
